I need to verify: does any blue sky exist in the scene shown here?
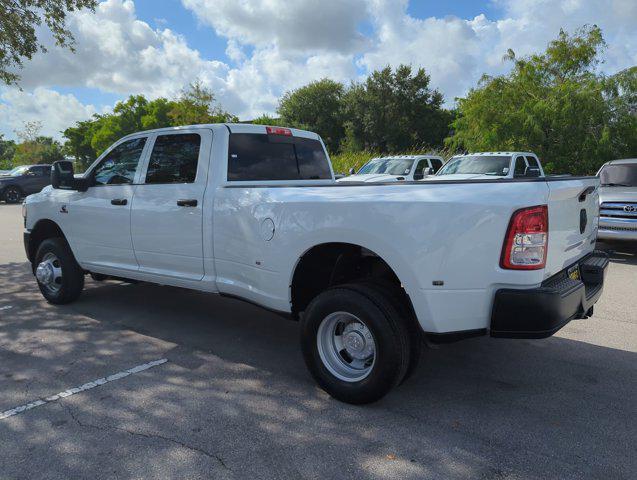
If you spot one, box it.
[0,0,635,140]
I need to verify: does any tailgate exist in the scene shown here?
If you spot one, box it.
[544,177,600,278]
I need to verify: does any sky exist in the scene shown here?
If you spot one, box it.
[0,0,636,141]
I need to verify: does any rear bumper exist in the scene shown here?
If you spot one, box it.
[490,251,609,339]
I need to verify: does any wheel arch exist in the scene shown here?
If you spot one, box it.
[28,219,70,265]
[289,241,422,330]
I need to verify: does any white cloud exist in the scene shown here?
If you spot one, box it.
[0,88,98,140]
[3,0,637,141]
[181,0,369,53]
[360,0,637,103]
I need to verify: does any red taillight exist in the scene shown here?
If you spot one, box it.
[501,205,548,270]
[266,126,292,136]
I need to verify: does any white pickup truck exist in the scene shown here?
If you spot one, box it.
[436,152,545,180]
[23,124,608,404]
[338,155,444,182]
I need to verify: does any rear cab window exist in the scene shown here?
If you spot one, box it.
[227,130,332,182]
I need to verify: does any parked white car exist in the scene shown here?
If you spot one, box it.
[597,158,637,241]
[435,152,545,180]
[338,155,444,182]
[23,124,608,404]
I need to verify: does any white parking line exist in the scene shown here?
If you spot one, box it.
[0,358,168,420]
[0,305,13,311]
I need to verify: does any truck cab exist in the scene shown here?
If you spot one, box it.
[338,155,444,182]
[435,152,544,180]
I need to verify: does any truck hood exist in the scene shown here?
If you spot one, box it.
[429,174,505,181]
[599,186,637,203]
[336,174,403,183]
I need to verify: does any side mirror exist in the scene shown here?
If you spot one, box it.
[428,167,435,175]
[51,161,89,192]
[51,161,74,189]
[349,167,356,175]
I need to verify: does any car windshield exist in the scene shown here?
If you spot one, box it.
[437,156,511,176]
[8,166,29,177]
[599,164,637,187]
[358,158,413,176]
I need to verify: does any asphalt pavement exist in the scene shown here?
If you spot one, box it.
[1,203,636,479]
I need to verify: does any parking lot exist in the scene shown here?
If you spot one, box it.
[0,202,635,480]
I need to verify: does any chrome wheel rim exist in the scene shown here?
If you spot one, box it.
[36,252,63,294]
[317,312,376,382]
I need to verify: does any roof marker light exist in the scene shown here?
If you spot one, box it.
[266,126,292,136]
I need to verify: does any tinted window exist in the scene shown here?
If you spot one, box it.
[93,138,146,186]
[430,158,443,173]
[228,134,331,181]
[526,156,540,170]
[413,160,428,179]
[33,166,49,176]
[599,164,637,187]
[513,157,528,176]
[145,134,201,184]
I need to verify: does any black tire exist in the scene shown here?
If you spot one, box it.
[355,282,423,384]
[34,238,84,304]
[300,284,412,404]
[3,185,22,203]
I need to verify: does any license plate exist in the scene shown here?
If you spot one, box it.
[568,265,581,281]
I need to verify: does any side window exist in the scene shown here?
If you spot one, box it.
[92,137,146,186]
[513,156,527,177]
[526,156,540,171]
[413,160,428,179]
[228,134,331,181]
[145,134,201,184]
[430,158,443,173]
[35,166,49,176]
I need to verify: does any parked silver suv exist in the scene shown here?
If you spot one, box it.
[597,159,637,241]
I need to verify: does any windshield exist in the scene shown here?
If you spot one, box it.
[437,156,511,176]
[8,166,29,177]
[599,164,637,187]
[358,158,413,176]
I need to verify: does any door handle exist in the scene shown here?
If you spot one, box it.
[177,199,198,207]
[111,198,128,206]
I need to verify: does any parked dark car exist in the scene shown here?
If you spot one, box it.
[0,165,51,203]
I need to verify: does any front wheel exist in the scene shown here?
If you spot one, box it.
[300,284,413,404]
[3,186,22,203]
[34,238,84,304]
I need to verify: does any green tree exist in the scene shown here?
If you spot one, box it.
[447,26,637,175]
[63,83,238,166]
[0,134,17,169]
[278,79,346,153]
[250,114,284,126]
[343,65,451,152]
[0,0,98,85]
[168,81,238,125]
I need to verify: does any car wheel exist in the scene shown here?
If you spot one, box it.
[34,238,84,304]
[357,281,423,384]
[3,186,22,203]
[300,283,412,404]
